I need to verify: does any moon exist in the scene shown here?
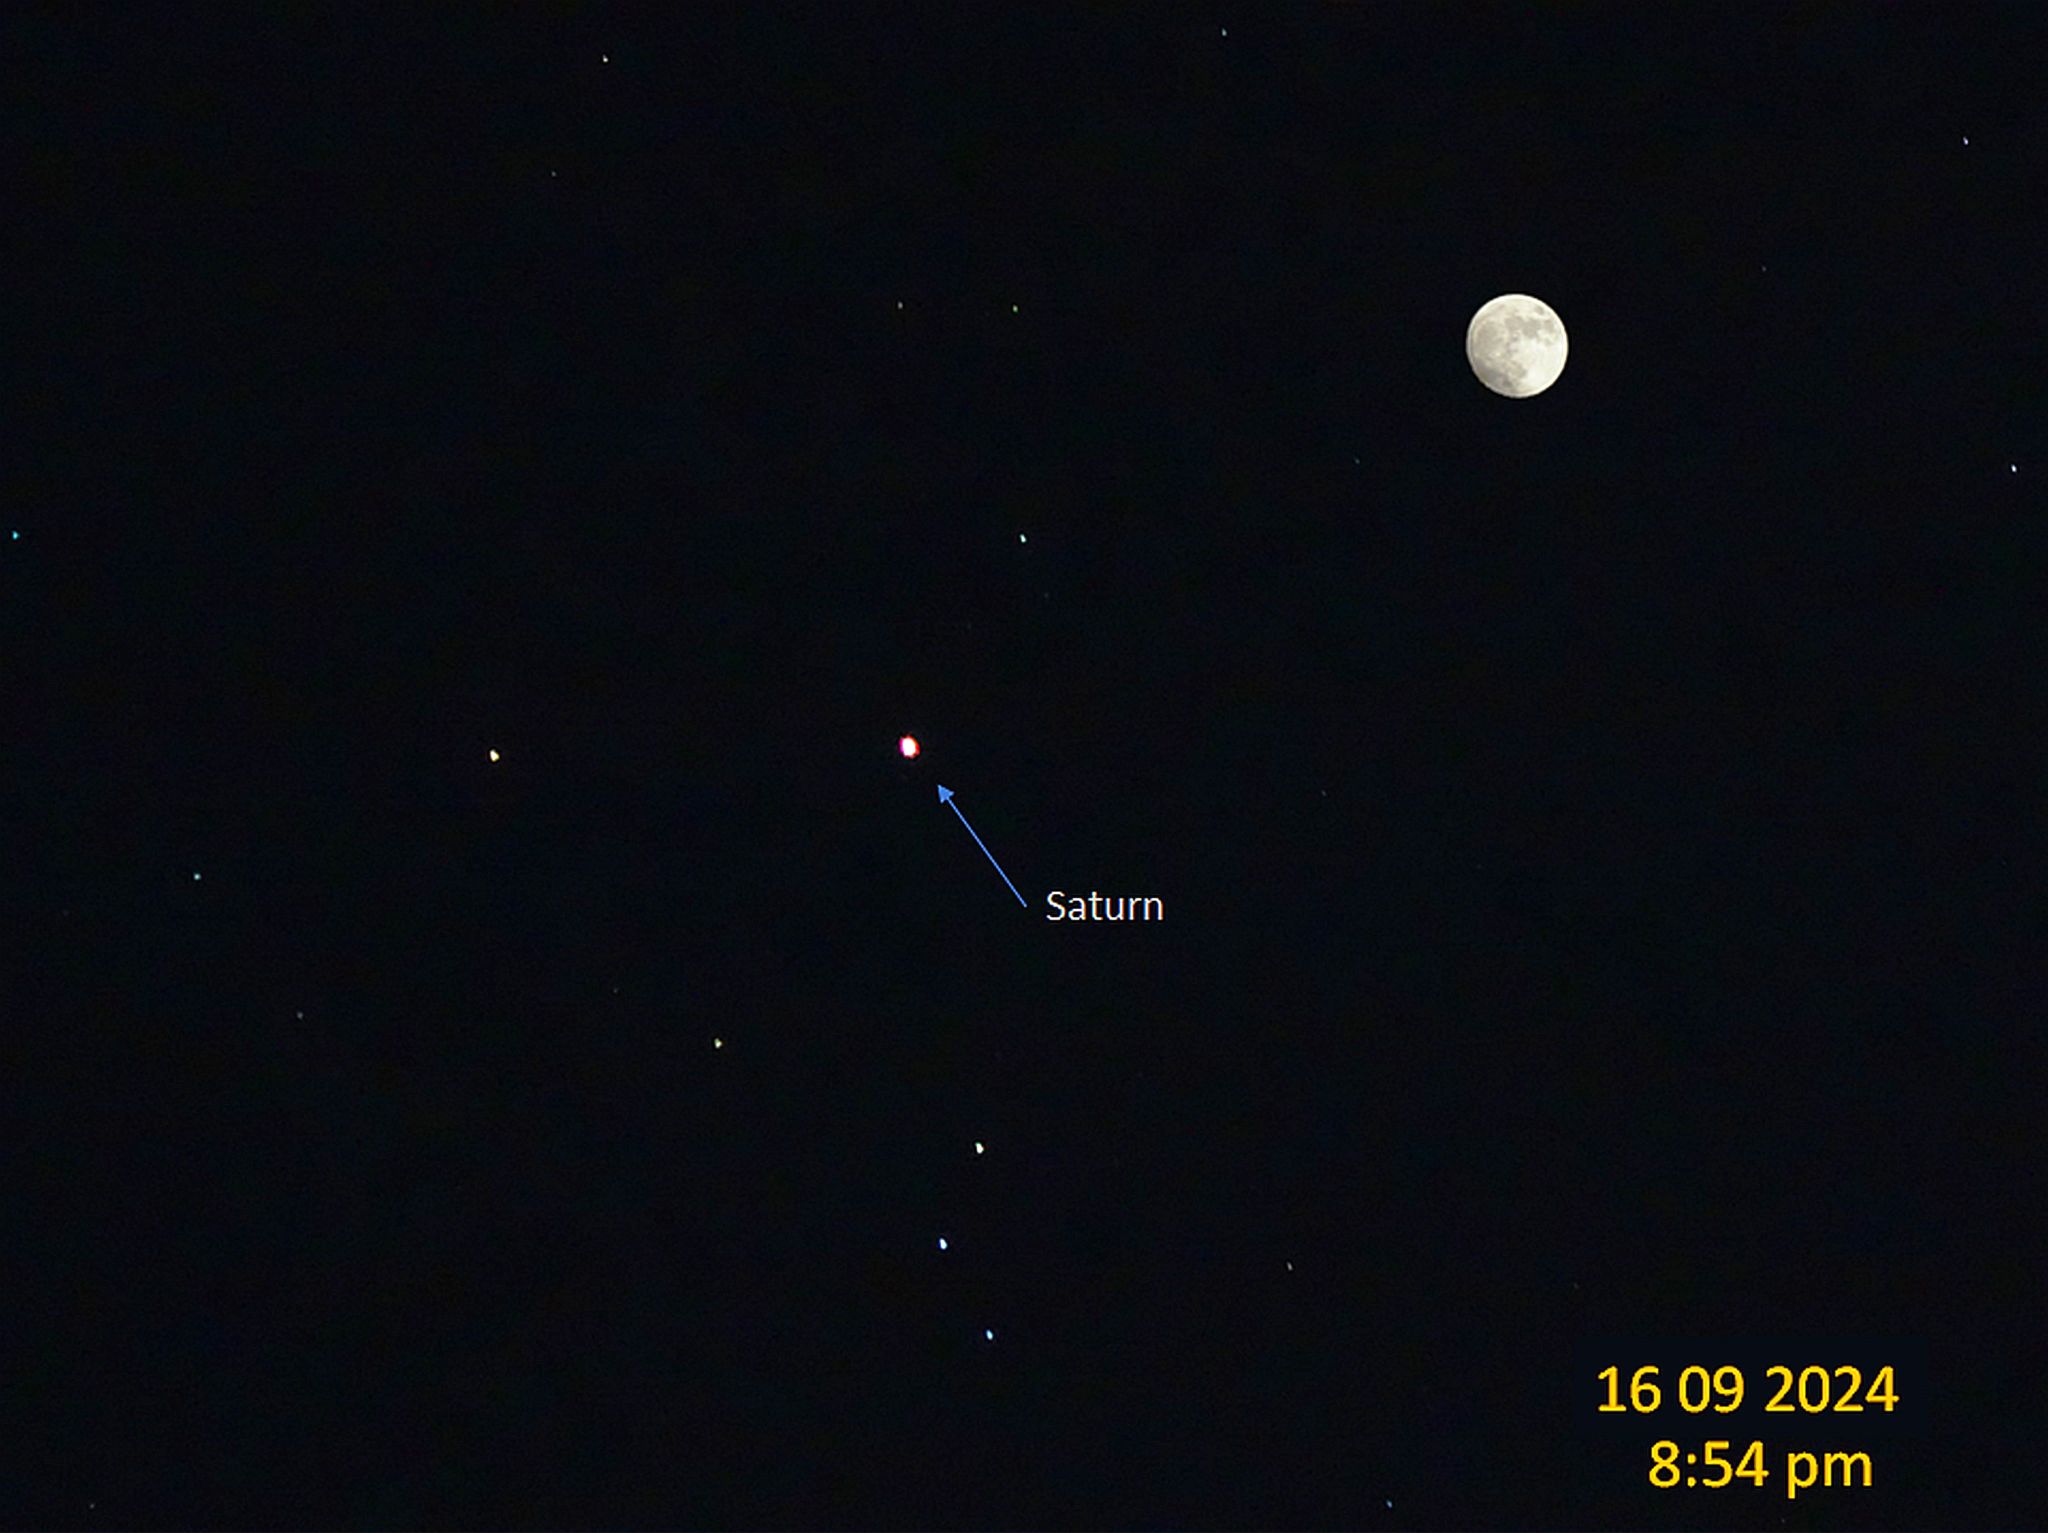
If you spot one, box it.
[1466,293,1568,398]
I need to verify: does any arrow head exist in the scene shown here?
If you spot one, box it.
[936,784,953,804]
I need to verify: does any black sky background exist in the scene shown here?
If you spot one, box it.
[9,5,2046,1529]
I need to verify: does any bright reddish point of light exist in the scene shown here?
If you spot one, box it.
[898,735,921,759]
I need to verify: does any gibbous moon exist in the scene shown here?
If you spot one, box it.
[1466,293,1568,398]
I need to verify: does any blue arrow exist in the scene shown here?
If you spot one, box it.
[936,784,1027,906]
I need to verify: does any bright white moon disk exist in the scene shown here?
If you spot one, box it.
[1465,293,1568,398]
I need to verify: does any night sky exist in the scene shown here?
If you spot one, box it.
[12,6,2046,1530]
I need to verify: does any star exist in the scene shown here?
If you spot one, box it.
[983,1328,995,1341]
[487,748,501,762]
[973,1141,984,1154]
[937,1236,949,1251]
